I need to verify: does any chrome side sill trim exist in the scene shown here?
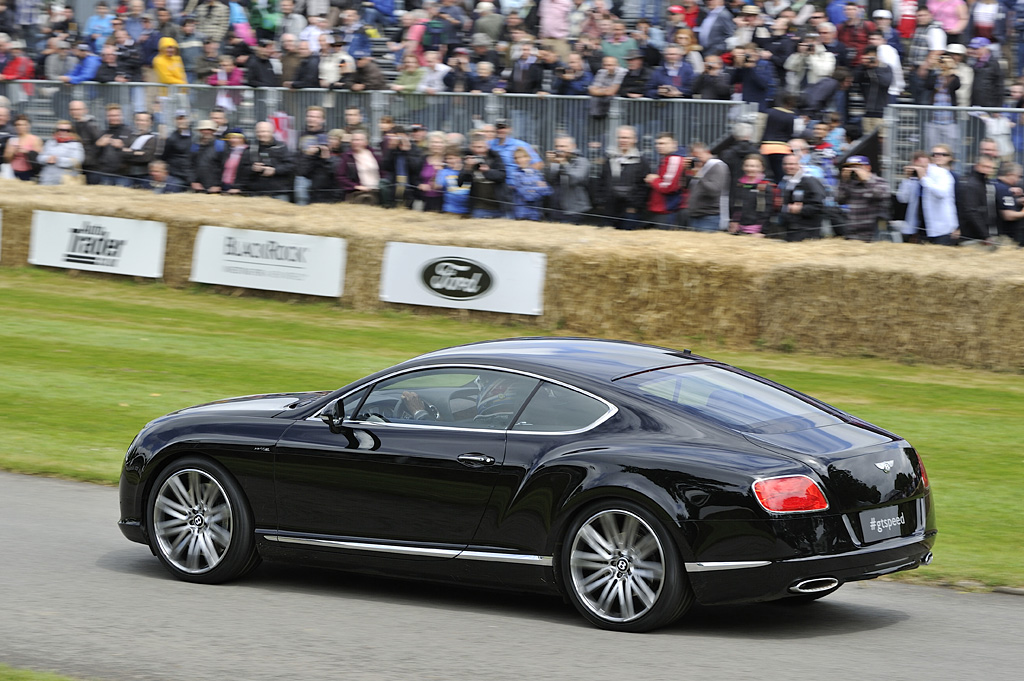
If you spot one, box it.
[685,560,772,572]
[265,535,461,558]
[263,535,552,566]
[457,550,553,566]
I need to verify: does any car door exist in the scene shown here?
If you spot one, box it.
[274,367,539,553]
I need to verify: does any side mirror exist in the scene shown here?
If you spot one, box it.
[319,400,345,434]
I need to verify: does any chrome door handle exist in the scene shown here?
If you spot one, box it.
[458,453,495,466]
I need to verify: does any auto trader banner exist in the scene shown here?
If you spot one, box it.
[29,211,167,278]
[191,226,346,298]
[380,242,546,315]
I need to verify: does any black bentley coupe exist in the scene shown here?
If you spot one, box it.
[118,338,936,631]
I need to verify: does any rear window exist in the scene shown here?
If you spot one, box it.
[618,365,842,434]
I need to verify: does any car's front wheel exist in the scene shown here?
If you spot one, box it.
[147,456,260,584]
[560,501,693,632]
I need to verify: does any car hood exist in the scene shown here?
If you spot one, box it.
[168,391,331,418]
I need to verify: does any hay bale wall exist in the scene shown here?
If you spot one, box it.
[2,181,1023,371]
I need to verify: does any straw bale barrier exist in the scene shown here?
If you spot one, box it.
[3,181,1023,371]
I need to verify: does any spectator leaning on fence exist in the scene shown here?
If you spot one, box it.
[544,134,591,224]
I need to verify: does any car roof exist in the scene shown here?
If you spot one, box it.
[408,337,709,383]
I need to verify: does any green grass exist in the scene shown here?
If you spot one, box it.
[0,666,83,681]
[1,267,1021,588]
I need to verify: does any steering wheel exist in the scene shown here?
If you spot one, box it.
[398,391,439,421]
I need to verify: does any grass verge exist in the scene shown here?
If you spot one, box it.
[1,267,1020,588]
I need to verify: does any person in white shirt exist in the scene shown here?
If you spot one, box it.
[917,144,960,244]
[417,50,452,93]
[868,29,904,101]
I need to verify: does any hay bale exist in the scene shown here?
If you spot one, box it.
[3,184,1023,371]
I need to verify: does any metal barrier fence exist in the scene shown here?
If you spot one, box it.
[883,104,1024,190]
[1,80,756,160]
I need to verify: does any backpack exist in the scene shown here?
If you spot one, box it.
[421,19,446,49]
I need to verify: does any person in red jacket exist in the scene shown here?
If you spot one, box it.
[644,131,687,229]
[837,2,876,66]
[0,40,35,96]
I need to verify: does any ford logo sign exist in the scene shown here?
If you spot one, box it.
[422,258,493,300]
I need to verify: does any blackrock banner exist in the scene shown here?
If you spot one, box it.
[191,226,346,298]
[380,242,546,316]
[29,211,166,278]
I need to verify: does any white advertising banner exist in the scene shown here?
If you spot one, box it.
[380,242,546,316]
[29,211,166,278]
[191,226,346,298]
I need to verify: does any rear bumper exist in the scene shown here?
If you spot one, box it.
[687,531,937,606]
[118,518,147,544]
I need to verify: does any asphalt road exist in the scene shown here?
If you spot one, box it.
[1,471,1020,681]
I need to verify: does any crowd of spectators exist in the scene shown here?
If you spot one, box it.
[1,0,1024,245]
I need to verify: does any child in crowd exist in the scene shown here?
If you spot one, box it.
[729,154,780,236]
[509,147,550,220]
[437,147,471,217]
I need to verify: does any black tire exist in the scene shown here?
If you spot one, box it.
[560,500,694,632]
[146,455,260,584]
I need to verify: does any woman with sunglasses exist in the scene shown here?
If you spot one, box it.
[916,144,960,245]
[37,120,85,185]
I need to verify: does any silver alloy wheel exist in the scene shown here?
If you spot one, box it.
[153,469,233,575]
[568,509,666,623]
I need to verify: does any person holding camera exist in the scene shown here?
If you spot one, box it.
[783,30,835,94]
[836,156,889,241]
[855,45,892,136]
[645,44,694,98]
[459,132,507,219]
[895,150,931,242]
[544,135,591,223]
[553,52,593,95]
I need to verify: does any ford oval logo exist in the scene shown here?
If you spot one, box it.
[422,258,493,300]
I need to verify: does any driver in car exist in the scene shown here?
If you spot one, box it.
[398,376,529,426]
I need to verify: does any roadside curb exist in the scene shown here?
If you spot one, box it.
[993,586,1024,596]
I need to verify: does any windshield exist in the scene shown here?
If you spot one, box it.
[618,364,843,434]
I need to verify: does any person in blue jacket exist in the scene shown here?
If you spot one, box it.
[509,147,552,221]
[645,45,694,98]
[59,44,101,84]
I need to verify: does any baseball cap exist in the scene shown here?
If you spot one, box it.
[845,155,870,166]
[495,118,510,129]
[667,5,684,13]
[626,49,644,60]
[175,108,189,118]
[872,9,892,20]
[968,37,991,49]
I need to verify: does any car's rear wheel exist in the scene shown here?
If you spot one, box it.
[147,456,260,584]
[560,501,693,632]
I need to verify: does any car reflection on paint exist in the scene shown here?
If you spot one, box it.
[118,338,936,632]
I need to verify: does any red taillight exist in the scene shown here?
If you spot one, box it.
[753,475,829,513]
[918,453,929,488]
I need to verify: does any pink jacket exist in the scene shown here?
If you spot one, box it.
[539,0,573,40]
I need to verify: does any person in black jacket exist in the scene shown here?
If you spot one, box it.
[93,103,134,185]
[777,154,826,241]
[459,132,506,218]
[855,46,892,137]
[121,111,159,188]
[381,126,425,208]
[288,40,320,89]
[189,119,225,193]
[959,155,998,244]
[599,125,650,230]
[969,37,1003,109]
[247,121,295,201]
[507,41,544,93]
[69,100,102,185]
[620,50,651,99]
[246,39,281,88]
[161,110,193,188]
[295,106,333,205]
[693,55,732,100]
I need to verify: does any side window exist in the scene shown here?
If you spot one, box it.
[340,387,369,420]
[512,382,611,432]
[356,368,539,430]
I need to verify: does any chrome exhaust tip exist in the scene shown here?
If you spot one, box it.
[789,577,840,594]
[921,551,934,566]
